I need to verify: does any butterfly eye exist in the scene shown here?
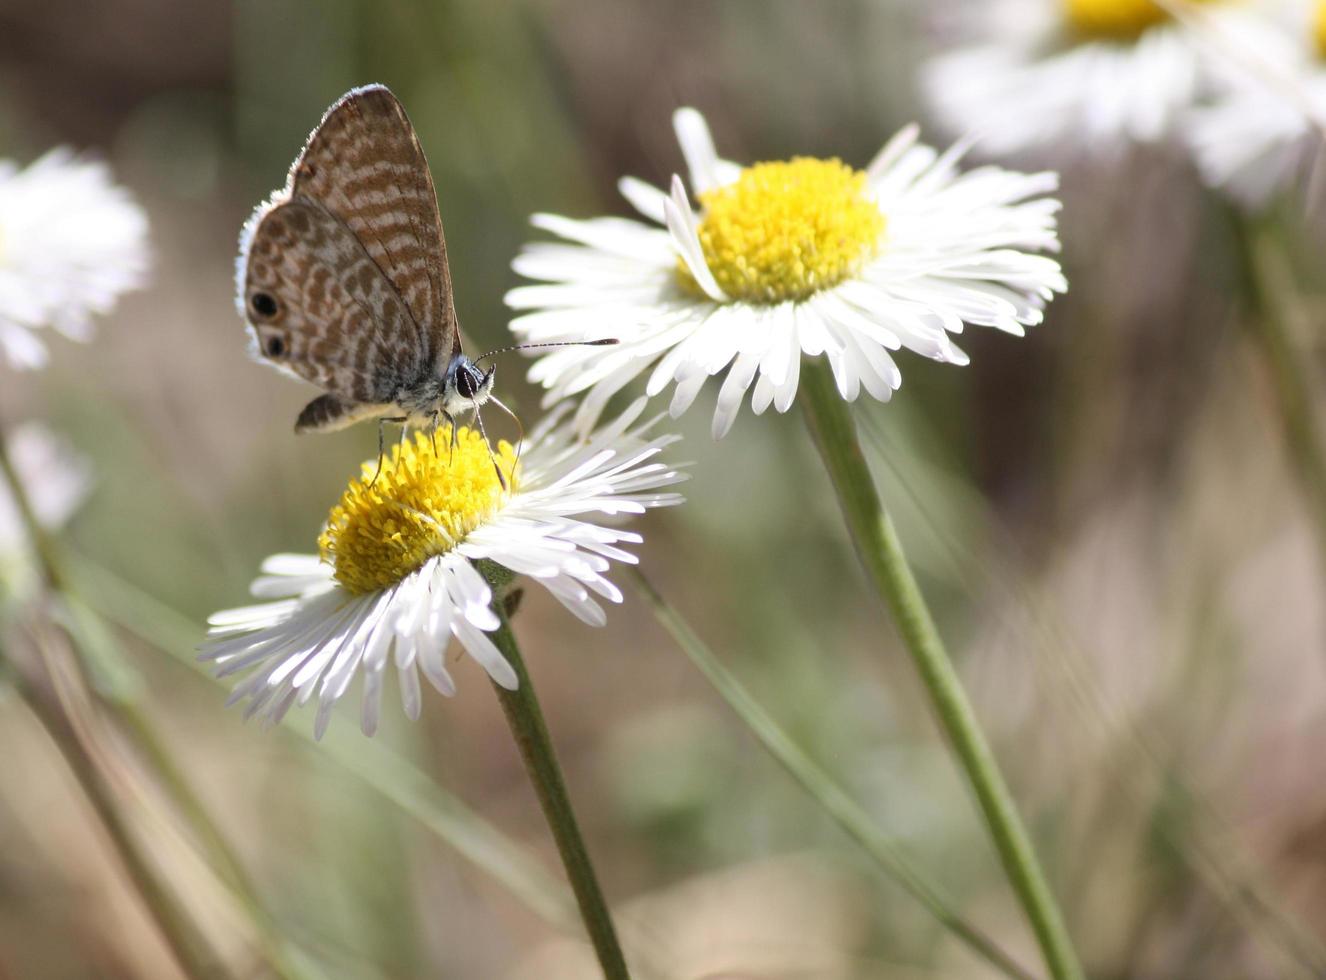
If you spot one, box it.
[250,292,279,319]
[265,335,286,358]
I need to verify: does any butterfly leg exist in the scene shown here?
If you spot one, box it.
[370,416,409,488]
[428,411,442,457]
[439,411,459,466]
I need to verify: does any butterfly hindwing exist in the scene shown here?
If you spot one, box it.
[241,198,423,408]
[288,84,460,364]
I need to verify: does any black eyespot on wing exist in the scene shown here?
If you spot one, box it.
[265,335,286,358]
[250,292,279,318]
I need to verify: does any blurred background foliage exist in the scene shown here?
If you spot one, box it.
[1,0,1325,977]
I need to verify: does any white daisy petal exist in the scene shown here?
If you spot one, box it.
[1185,7,1326,210]
[0,149,149,371]
[866,123,921,183]
[673,107,724,194]
[921,0,1255,157]
[664,177,727,303]
[712,349,761,439]
[396,635,422,721]
[201,405,685,736]
[750,374,776,416]
[669,371,709,418]
[0,325,48,370]
[361,662,385,737]
[453,620,518,690]
[509,107,1064,437]
[418,635,457,697]
[618,176,670,224]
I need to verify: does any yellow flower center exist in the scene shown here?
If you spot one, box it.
[1063,0,1217,40]
[319,426,518,595]
[678,157,885,305]
[1314,0,1326,59]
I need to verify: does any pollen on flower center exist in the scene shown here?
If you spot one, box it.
[319,427,519,595]
[678,157,885,305]
[1315,0,1326,60]
[1062,0,1184,39]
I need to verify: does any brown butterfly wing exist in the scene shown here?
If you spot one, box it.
[288,84,460,362]
[241,198,424,408]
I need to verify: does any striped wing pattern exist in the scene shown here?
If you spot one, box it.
[236,84,458,426]
[289,84,458,363]
[242,199,421,404]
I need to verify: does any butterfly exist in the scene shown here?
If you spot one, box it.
[236,84,611,476]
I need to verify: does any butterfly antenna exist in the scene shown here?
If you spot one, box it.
[472,338,618,368]
[488,394,525,483]
[471,404,508,491]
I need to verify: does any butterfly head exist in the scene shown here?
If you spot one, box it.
[439,339,616,419]
[442,355,495,415]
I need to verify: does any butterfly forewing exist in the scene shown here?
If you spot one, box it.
[287,84,459,363]
[243,199,422,405]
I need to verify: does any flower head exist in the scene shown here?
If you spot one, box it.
[201,402,684,738]
[923,0,1231,156]
[506,109,1064,439]
[1187,1,1326,208]
[0,150,149,370]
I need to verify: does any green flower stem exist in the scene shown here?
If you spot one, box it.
[799,360,1084,980]
[628,568,1039,980]
[1233,215,1326,569]
[481,567,631,980]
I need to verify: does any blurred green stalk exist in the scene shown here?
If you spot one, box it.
[0,434,224,978]
[1235,215,1326,570]
[90,634,325,980]
[629,568,1039,980]
[8,630,227,980]
[482,565,631,980]
[798,361,1085,980]
[0,430,315,980]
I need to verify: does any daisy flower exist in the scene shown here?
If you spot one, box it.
[506,109,1064,439]
[200,401,684,738]
[0,149,149,370]
[0,422,92,594]
[1186,1,1326,208]
[922,0,1234,157]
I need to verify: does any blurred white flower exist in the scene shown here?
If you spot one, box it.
[507,108,1064,439]
[923,0,1235,157]
[201,402,684,738]
[1187,1,1326,208]
[0,422,92,591]
[0,149,149,370]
